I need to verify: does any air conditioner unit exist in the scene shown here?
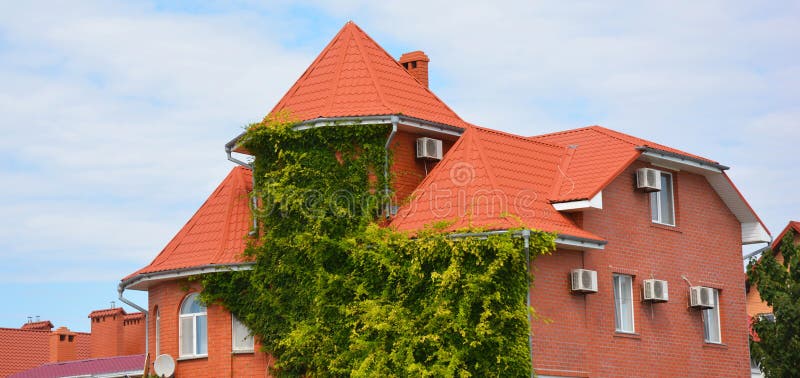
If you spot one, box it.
[689,286,715,309]
[571,269,598,293]
[642,279,669,302]
[416,137,443,160]
[636,168,662,192]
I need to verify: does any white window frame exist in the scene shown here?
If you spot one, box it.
[154,307,160,357]
[231,315,255,353]
[702,289,722,344]
[179,293,208,358]
[613,274,635,333]
[650,171,675,226]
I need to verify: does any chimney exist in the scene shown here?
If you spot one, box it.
[399,51,430,87]
[49,327,77,362]
[89,308,125,358]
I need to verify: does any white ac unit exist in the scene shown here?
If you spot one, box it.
[689,286,715,309]
[636,168,662,192]
[416,137,443,160]
[571,269,598,293]
[642,279,669,302]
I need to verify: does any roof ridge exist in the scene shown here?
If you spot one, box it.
[350,23,393,114]
[269,24,351,116]
[212,167,241,263]
[473,125,562,150]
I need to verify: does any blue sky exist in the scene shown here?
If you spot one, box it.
[0,1,797,332]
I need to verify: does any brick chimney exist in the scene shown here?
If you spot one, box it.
[89,308,125,358]
[399,51,430,87]
[49,327,77,362]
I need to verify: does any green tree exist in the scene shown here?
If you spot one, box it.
[747,230,800,378]
[200,115,555,377]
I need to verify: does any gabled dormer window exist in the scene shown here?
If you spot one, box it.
[650,172,675,226]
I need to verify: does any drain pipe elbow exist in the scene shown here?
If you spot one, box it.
[226,145,252,169]
[384,116,399,217]
[118,284,149,360]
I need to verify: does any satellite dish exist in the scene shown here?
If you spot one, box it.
[153,354,176,378]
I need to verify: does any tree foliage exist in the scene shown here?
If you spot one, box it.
[200,114,555,377]
[747,230,800,378]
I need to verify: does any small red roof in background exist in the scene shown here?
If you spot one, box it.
[772,221,800,248]
[0,328,92,378]
[270,21,469,129]
[124,166,254,280]
[8,354,144,378]
[20,321,53,331]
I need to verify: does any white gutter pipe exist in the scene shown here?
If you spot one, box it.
[384,116,398,217]
[117,285,149,360]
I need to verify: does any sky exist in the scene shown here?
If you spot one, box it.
[0,1,797,332]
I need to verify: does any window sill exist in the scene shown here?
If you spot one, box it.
[613,331,641,339]
[703,342,727,349]
[232,349,255,355]
[178,355,208,361]
[650,223,682,233]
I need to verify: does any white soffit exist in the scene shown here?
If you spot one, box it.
[552,191,603,212]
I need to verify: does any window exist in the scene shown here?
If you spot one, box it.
[613,274,635,333]
[232,315,255,352]
[650,172,675,225]
[702,289,721,343]
[155,307,160,357]
[179,293,208,357]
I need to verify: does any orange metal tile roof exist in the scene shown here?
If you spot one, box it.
[390,126,601,241]
[531,125,716,202]
[124,167,254,280]
[772,220,800,248]
[0,328,51,377]
[20,321,53,331]
[87,308,124,319]
[270,21,469,129]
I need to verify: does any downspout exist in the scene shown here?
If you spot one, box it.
[384,116,398,217]
[225,143,258,234]
[118,284,149,360]
[522,229,534,378]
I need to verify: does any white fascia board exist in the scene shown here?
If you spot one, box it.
[552,191,603,212]
[639,150,724,174]
[293,115,465,137]
[123,263,254,291]
[742,222,771,245]
[555,235,606,250]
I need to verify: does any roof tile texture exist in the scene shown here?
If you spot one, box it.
[125,167,254,279]
[271,22,468,128]
[391,126,600,240]
[8,354,144,378]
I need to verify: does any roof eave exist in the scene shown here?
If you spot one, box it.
[226,114,468,155]
[120,263,255,291]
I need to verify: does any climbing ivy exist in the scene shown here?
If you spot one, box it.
[200,113,555,377]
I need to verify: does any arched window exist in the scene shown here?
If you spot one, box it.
[179,293,207,357]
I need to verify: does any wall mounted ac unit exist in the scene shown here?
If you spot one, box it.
[689,286,715,309]
[571,269,598,293]
[642,279,669,302]
[636,168,662,192]
[416,137,443,160]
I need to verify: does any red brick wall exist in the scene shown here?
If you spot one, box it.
[122,317,146,356]
[531,161,750,377]
[147,279,271,377]
[90,312,123,358]
[390,130,454,204]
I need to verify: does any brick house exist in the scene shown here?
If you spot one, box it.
[119,21,769,377]
[0,309,145,377]
[745,221,799,318]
